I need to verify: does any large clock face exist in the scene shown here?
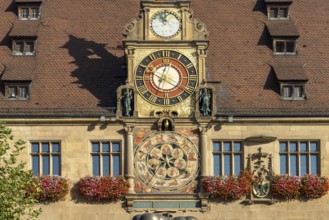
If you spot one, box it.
[134,132,199,192]
[135,50,198,106]
[151,10,181,38]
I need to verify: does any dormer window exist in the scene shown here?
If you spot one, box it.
[12,39,36,56]
[272,64,308,100]
[5,83,30,100]
[18,6,40,20]
[273,39,296,55]
[268,6,289,20]
[281,84,304,99]
[15,0,42,20]
[265,0,292,20]
[266,20,299,55]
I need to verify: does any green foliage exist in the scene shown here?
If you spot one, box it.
[0,122,42,220]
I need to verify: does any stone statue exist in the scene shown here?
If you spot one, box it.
[122,88,133,116]
[200,88,211,116]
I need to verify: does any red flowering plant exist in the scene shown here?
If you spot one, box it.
[202,171,253,201]
[78,176,129,201]
[300,174,329,198]
[26,176,69,202]
[271,175,301,200]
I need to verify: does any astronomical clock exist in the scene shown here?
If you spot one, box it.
[121,0,209,198]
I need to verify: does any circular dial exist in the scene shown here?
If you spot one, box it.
[151,10,181,38]
[135,50,198,106]
[134,132,199,192]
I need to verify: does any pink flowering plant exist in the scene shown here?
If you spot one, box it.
[271,175,301,200]
[26,176,69,202]
[202,171,253,200]
[78,176,128,201]
[300,174,329,198]
[270,174,329,200]
[204,171,329,202]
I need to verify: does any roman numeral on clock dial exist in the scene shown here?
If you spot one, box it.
[135,50,198,106]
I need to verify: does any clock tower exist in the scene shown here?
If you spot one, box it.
[118,0,211,211]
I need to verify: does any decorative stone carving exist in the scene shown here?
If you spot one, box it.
[157,111,176,131]
[122,88,133,117]
[199,88,211,116]
[185,9,209,39]
[246,147,273,204]
[134,131,199,193]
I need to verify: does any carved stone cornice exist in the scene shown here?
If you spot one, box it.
[125,125,134,135]
[198,124,210,135]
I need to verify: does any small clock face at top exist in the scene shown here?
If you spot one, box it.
[135,50,198,106]
[151,10,181,38]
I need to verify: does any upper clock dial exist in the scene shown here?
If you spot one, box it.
[135,50,198,106]
[151,10,181,38]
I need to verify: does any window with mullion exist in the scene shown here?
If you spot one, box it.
[19,6,40,20]
[274,40,296,55]
[31,142,61,176]
[213,141,243,176]
[268,6,289,20]
[279,141,320,176]
[91,141,121,176]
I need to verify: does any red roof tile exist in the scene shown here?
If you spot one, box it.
[9,21,40,37]
[0,0,328,117]
[15,0,43,3]
[273,65,308,81]
[266,20,299,37]
[265,0,293,3]
[1,57,36,81]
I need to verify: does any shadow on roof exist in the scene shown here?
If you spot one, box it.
[0,28,13,50]
[61,35,126,108]
[5,0,17,15]
[253,0,267,16]
[263,66,280,95]
[257,25,272,50]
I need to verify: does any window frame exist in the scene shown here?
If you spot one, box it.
[280,82,305,100]
[91,140,122,177]
[12,39,36,56]
[5,83,31,100]
[18,5,40,20]
[279,140,320,176]
[212,140,244,176]
[268,6,290,20]
[30,141,61,176]
[273,39,296,55]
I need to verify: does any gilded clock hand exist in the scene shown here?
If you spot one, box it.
[160,63,172,90]
[152,72,180,88]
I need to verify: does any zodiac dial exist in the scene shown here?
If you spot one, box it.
[134,132,199,192]
[135,50,198,106]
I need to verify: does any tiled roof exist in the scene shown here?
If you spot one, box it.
[264,0,293,3]
[1,57,36,81]
[273,65,308,81]
[266,21,299,37]
[15,0,43,3]
[9,21,40,37]
[0,0,329,117]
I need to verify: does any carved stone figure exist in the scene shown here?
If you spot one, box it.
[200,88,211,116]
[122,88,133,116]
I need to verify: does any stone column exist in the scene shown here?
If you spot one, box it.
[198,125,210,195]
[199,125,209,178]
[125,126,135,194]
